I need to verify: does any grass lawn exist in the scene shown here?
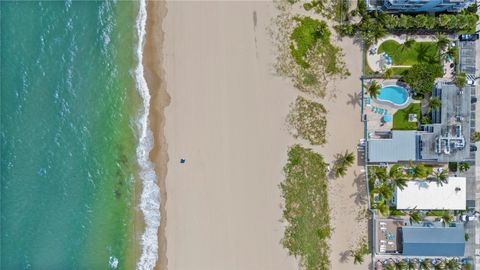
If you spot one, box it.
[390,67,410,76]
[393,103,421,130]
[378,40,440,66]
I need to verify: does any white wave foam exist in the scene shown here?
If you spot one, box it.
[134,0,161,269]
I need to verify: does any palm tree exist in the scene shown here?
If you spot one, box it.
[385,263,395,270]
[366,80,381,99]
[444,46,458,62]
[396,260,408,270]
[339,150,355,167]
[435,261,446,270]
[454,72,466,88]
[435,34,450,51]
[384,68,393,79]
[459,161,470,172]
[428,97,441,111]
[389,164,408,190]
[377,201,390,216]
[402,38,416,51]
[408,208,423,224]
[352,251,364,264]
[432,169,448,186]
[419,259,432,270]
[407,260,417,270]
[441,211,454,227]
[446,259,459,270]
[377,183,393,201]
[335,164,348,178]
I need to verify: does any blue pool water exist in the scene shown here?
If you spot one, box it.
[377,85,409,106]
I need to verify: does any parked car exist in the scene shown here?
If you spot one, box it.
[459,34,479,41]
[460,214,479,222]
[467,79,477,86]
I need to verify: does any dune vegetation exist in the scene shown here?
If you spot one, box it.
[287,96,327,145]
[281,145,331,270]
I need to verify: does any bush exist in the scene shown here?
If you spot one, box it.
[448,162,458,172]
[459,162,470,172]
[403,63,443,96]
[471,131,480,142]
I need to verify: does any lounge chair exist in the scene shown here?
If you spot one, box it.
[378,108,385,114]
[383,110,388,116]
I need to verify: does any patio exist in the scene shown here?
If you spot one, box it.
[376,219,405,254]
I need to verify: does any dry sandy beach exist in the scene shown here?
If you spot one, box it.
[146,1,370,269]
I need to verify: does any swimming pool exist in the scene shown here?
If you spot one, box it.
[377,85,409,106]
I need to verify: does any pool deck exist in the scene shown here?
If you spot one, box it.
[364,79,412,132]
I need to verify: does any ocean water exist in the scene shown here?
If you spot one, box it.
[0,1,158,269]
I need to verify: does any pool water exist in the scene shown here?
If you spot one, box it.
[377,85,409,106]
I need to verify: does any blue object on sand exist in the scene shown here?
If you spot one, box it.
[180,159,186,164]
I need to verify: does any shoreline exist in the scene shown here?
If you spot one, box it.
[143,1,169,270]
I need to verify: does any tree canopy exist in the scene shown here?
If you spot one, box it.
[402,63,443,96]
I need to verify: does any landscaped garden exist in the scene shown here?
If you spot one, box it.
[378,40,440,66]
[368,164,451,219]
[392,103,421,130]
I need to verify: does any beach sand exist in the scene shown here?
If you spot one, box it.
[161,2,298,269]
[320,37,371,269]
[150,1,370,269]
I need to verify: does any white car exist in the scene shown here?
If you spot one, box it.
[467,79,477,86]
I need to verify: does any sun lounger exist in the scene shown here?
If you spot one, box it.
[388,241,394,245]
[379,222,386,226]
[378,108,384,114]
[383,110,388,115]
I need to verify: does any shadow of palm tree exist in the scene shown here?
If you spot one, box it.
[347,92,362,108]
[350,171,369,206]
[339,250,352,263]
[416,43,439,64]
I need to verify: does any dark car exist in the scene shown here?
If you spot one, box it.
[450,63,455,68]
[459,34,479,41]
[470,144,477,152]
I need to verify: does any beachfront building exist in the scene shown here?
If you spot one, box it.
[366,0,475,13]
[395,177,466,210]
[375,219,466,256]
[367,82,475,163]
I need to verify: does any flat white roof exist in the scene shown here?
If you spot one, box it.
[396,177,466,210]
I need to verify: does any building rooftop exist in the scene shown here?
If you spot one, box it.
[395,177,466,210]
[402,223,465,257]
[368,130,418,163]
[420,82,472,162]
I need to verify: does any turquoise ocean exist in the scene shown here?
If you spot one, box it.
[1,1,159,269]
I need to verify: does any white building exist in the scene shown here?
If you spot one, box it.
[395,177,466,210]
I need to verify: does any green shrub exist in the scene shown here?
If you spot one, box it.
[448,162,458,172]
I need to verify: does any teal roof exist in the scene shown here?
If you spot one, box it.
[402,223,465,257]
